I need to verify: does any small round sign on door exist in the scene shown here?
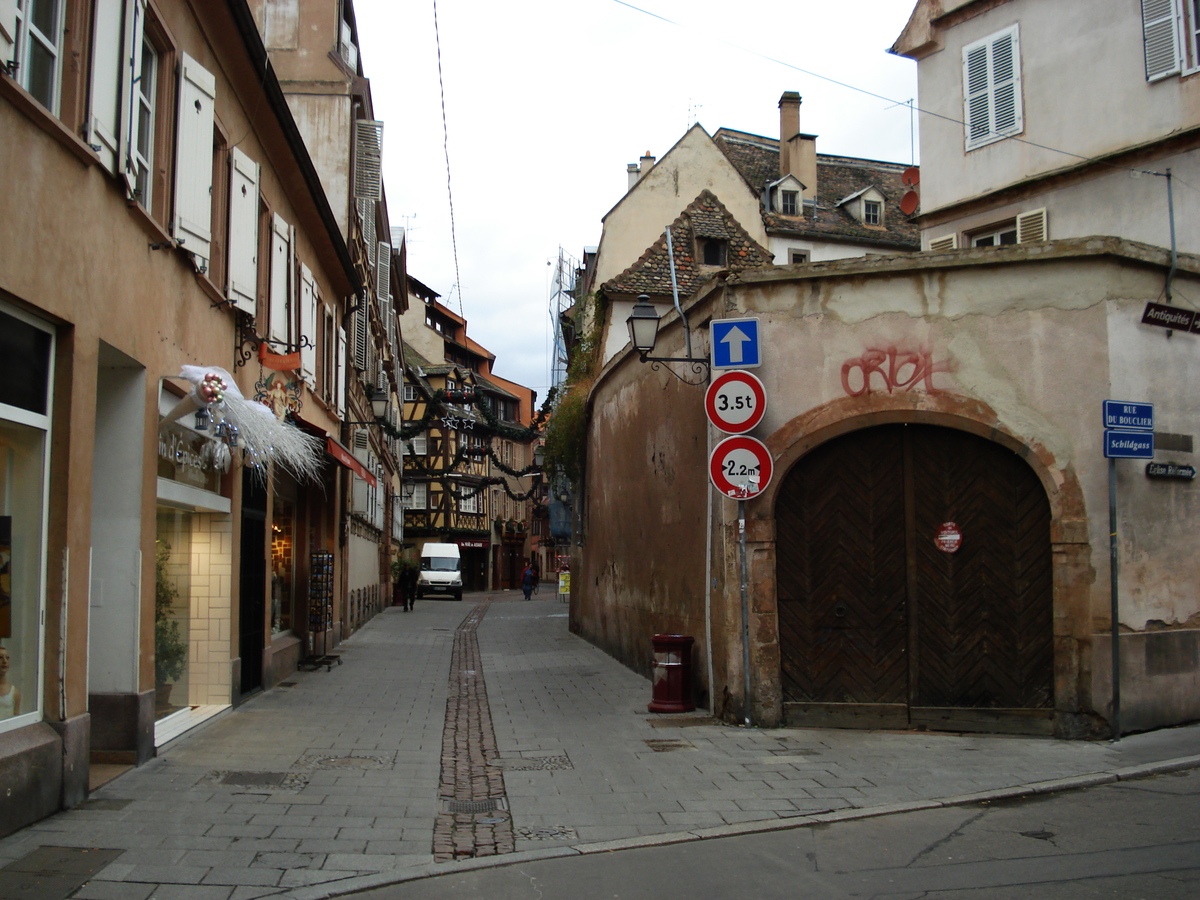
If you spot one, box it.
[935,522,962,553]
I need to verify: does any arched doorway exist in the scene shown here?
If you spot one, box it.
[776,424,1054,733]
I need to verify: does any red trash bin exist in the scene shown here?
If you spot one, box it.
[648,634,695,713]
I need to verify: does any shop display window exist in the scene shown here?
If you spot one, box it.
[0,306,52,731]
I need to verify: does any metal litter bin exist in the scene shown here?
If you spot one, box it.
[648,634,695,713]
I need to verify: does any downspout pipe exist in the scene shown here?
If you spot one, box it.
[664,229,694,360]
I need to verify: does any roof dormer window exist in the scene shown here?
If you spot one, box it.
[864,200,882,226]
[699,238,727,266]
[781,190,799,216]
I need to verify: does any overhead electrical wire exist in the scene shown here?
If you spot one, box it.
[432,0,465,317]
[609,0,1185,184]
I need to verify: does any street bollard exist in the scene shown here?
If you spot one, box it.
[648,634,695,713]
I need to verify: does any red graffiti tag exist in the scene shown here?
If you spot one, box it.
[841,347,953,397]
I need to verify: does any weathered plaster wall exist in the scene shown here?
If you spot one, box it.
[575,240,1200,734]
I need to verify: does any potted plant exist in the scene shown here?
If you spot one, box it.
[154,542,187,709]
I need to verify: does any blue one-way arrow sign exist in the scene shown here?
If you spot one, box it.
[711,317,761,369]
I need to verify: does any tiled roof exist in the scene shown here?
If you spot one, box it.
[602,190,774,298]
[714,130,920,249]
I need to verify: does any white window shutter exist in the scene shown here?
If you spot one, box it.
[1143,0,1182,81]
[352,296,369,371]
[226,147,260,315]
[376,241,392,304]
[268,214,292,345]
[929,234,958,252]
[299,263,317,385]
[1016,208,1048,243]
[0,0,16,67]
[87,0,130,174]
[335,324,347,415]
[409,435,427,456]
[962,26,1023,150]
[353,120,383,201]
[173,53,215,268]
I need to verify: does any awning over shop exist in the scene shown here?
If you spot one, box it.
[326,436,376,487]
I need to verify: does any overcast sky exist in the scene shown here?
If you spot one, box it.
[353,0,920,399]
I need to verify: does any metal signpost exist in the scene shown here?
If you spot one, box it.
[707,365,773,725]
[1103,400,1154,740]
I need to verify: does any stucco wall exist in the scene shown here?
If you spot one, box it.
[575,239,1200,734]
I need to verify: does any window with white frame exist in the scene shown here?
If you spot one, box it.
[970,222,1017,247]
[403,482,427,510]
[404,383,418,402]
[459,490,478,514]
[131,33,157,207]
[962,25,1023,150]
[1142,0,1200,78]
[9,0,64,112]
[864,200,882,226]
[780,190,799,216]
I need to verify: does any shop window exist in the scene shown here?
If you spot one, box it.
[0,306,52,732]
[271,500,295,634]
[154,509,192,720]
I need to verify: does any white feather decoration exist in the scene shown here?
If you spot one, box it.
[177,365,324,483]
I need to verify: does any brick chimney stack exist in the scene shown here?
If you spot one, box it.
[778,91,817,200]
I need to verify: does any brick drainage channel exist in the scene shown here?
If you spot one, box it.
[433,598,514,861]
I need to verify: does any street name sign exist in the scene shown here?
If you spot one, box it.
[1105,430,1154,459]
[705,370,766,434]
[1146,462,1196,480]
[711,317,761,369]
[1103,400,1154,431]
[709,435,774,498]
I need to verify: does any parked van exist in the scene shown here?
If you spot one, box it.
[417,543,463,601]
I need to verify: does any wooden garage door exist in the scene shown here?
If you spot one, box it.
[777,424,1053,731]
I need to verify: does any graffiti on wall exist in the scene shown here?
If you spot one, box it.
[841,346,953,397]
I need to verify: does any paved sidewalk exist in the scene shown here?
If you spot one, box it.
[1,592,1198,900]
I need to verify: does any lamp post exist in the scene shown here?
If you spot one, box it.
[343,385,391,425]
[625,294,710,385]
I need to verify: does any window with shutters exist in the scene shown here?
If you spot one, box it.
[459,491,478,514]
[268,214,293,345]
[226,147,260,314]
[172,53,216,271]
[1142,0,1200,78]
[9,0,64,112]
[962,25,1022,151]
[353,119,383,201]
[299,263,317,386]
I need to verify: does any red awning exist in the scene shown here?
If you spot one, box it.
[325,436,376,487]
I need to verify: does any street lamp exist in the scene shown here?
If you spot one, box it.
[625,294,710,385]
[343,385,391,425]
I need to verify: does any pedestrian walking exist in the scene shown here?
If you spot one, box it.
[404,563,418,611]
[520,562,537,600]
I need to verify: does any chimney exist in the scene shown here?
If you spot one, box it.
[778,91,817,200]
[627,152,657,190]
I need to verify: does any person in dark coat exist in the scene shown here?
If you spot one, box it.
[403,564,418,611]
[520,563,537,600]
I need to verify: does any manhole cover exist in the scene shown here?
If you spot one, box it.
[516,825,579,841]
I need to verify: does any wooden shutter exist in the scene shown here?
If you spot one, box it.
[226,147,260,315]
[268,214,292,344]
[353,120,383,201]
[299,263,317,385]
[929,234,958,252]
[335,325,347,415]
[377,240,393,354]
[963,26,1022,150]
[87,0,130,174]
[172,53,215,268]
[1143,0,1181,81]
[1016,208,1048,243]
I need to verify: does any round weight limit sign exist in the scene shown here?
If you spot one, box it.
[709,435,774,499]
[705,370,766,434]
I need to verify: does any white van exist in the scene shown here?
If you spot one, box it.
[417,542,463,601]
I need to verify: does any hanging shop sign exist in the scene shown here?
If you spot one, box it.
[935,522,963,553]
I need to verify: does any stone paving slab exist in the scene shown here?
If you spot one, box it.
[0,593,1198,900]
